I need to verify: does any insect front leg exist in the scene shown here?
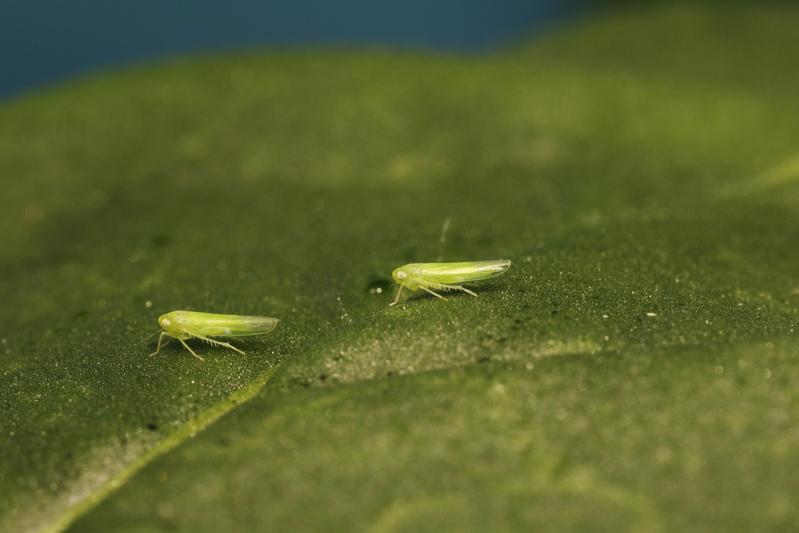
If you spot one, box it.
[178,339,206,361]
[149,332,168,357]
[390,285,405,306]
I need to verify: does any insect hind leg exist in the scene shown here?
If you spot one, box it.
[215,339,246,356]
[430,281,478,298]
[450,284,478,297]
[189,331,246,356]
[420,286,447,301]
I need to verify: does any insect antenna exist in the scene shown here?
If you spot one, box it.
[437,216,451,262]
[142,329,161,342]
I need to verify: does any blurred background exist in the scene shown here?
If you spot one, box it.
[0,0,587,99]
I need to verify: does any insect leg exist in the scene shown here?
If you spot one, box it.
[149,332,167,357]
[450,284,478,297]
[190,332,246,356]
[389,285,405,306]
[420,285,447,301]
[178,339,206,361]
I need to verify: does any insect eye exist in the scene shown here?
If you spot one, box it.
[397,272,406,279]
[161,318,171,326]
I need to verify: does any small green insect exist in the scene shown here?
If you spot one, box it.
[390,259,511,306]
[148,310,279,361]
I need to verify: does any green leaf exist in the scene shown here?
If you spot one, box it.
[2,2,798,532]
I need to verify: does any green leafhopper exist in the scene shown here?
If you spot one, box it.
[148,310,279,361]
[390,259,511,306]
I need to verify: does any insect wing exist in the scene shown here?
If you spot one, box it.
[413,260,511,284]
[177,312,279,337]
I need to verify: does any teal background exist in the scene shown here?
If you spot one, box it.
[0,0,581,98]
